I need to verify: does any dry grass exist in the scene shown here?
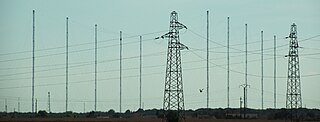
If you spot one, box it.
[0,118,294,122]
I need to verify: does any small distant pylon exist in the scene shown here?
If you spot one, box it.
[285,23,302,122]
[5,98,7,113]
[48,92,51,113]
[240,84,249,119]
[156,11,188,122]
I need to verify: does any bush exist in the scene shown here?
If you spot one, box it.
[112,113,120,118]
[125,109,131,114]
[107,109,115,114]
[86,111,96,118]
[136,108,143,113]
[65,111,76,118]
[37,110,48,118]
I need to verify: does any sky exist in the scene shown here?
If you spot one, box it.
[0,0,319,113]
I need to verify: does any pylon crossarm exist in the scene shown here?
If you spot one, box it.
[179,43,189,50]
[175,21,187,30]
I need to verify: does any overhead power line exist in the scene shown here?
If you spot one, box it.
[0,51,166,77]
[188,29,320,54]
[188,50,320,79]
[0,30,167,57]
[0,37,160,63]
[0,47,317,81]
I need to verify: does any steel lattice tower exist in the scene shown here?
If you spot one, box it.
[157,11,188,122]
[286,23,302,121]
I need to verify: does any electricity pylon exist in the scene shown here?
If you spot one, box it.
[240,84,249,119]
[156,11,188,122]
[285,23,302,122]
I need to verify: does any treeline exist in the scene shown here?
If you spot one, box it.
[0,108,319,121]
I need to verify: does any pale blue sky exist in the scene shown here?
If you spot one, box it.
[0,0,319,113]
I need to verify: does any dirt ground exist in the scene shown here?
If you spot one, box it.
[0,118,304,122]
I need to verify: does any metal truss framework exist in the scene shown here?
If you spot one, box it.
[159,11,188,122]
[286,23,302,121]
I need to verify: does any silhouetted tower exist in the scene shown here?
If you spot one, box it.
[261,31,264,110]
[5,99,7,113]
[94,24,98,111]
[139,36,142,109]
[48,92,51,113]
[65,17,69,112]
[119,31,122,113]
[226,17,230,108]
[18,97,20,112]
[239,97,242,117]
[157,11,188,122]
[244,24,248,110]
[240,24,249,119]
[274,35,277,109]
[240,84,249,119]
[35,98,37,113]
[286,23,302,121]
[206,10,210,109]
[83,102,85,113]
[32,10,35,113]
